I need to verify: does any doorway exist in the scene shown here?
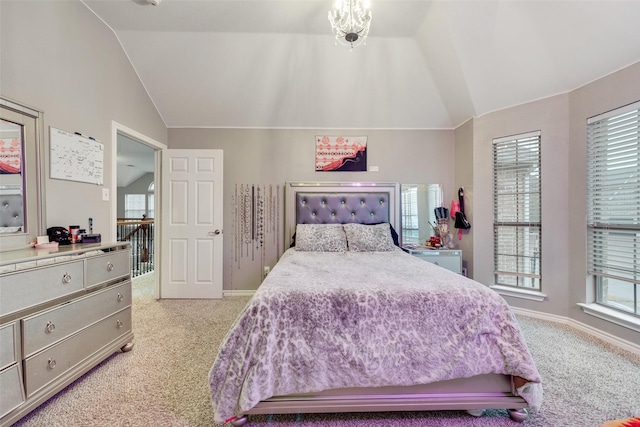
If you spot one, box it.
[110,121,166,298]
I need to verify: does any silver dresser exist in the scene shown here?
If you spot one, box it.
[0,242,133,427]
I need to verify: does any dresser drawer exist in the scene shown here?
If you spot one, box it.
[22,281,131,358]
[0,322,19,370]
[85,250,130,289]
[0,261,84,317]
[23,307,132,397]
[0,364,25,418]
[410,250,462,274]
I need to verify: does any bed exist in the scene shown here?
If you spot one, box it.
[209,182,543,425]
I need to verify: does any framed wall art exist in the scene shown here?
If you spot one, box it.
[315,135,367,172]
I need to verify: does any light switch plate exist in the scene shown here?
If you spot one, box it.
[102,188,110,201]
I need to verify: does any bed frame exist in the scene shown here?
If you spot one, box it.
[230,182,529,425]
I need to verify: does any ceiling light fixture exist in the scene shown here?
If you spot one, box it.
[328,0,372,49]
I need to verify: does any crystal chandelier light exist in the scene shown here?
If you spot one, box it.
[328,0,372,49]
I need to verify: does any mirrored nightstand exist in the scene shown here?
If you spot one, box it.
[402,247,462,274]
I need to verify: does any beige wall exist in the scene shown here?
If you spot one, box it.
[168,128,456,291]
[454,119,474,277]
[567,62,640,344]
[472,94,571,317]
[0,1,166,236]
[468,62,640,344]
[2,0,638,344]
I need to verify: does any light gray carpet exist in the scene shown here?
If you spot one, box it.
[13,273,640,427]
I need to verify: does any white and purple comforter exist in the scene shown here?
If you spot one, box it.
[209,249,543,422]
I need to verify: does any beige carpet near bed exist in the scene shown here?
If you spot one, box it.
[12,273,640,427]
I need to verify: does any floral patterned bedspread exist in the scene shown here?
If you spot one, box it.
[209,249,543,422]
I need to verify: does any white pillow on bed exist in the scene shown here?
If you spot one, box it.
[343,223,397,252]
[295,224,348,252]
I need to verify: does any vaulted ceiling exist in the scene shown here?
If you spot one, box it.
[83,0,640,130]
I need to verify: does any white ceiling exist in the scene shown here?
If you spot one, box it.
[83,0,640,130]
[117,133,155,187]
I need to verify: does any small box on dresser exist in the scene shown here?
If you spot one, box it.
[0,242,134,427]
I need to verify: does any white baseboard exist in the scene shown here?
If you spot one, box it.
[223,289,256,297]
[511,307,640,356]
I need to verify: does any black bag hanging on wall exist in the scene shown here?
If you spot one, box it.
[454,188,471,230]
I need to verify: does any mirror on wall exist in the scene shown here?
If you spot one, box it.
[0,118,24,232]
[400,183,444,246]
[0,97,44,250]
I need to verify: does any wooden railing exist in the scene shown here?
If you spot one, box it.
[117,217,154,278]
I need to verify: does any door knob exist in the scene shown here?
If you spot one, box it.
[209,229,222,236]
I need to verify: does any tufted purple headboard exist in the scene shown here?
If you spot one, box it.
[285,182,399,250]
[295,192,390,225]
[0,192,24,231]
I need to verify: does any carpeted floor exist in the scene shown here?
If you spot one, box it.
[11,273,640,427]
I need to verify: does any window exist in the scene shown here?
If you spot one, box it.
[147,181,155,219]
[587,101,640,317]
[124,194,146,219]
[147,194,154,219]
[493,131,542,290]
[401,186,419,242]
[401,184,443,245]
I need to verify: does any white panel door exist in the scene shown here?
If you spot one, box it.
[160,149,223,298]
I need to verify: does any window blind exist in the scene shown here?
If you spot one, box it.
[125,194,146,219]
[587,102,640,289]
[427,183,442,226]
[401,186,419,242]
[493,131,542,290]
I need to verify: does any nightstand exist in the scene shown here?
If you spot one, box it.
[403,247,462,274]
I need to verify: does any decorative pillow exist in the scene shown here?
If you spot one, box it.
[343,223,397,252]
[294,224,348,252]
[365,222,400,247]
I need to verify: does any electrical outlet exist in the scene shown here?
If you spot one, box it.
[263,266,271,277]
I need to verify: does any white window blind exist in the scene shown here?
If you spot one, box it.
[493,131,542,290]
[427,184,442,227]
[124,194,146,219]
[401,186,419,243]
[587,101,640,316]
[147,194,155,219]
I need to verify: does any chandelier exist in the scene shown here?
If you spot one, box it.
[328,0,372,49]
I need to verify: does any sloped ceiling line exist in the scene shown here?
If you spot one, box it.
[82,0,640,130]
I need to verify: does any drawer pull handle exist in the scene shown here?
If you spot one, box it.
[62,273,71,284]
[45,321,56,334]
[117,293,124,302]
[107,262,114,272]
[47,358,57,370]
[116,320,123,329]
